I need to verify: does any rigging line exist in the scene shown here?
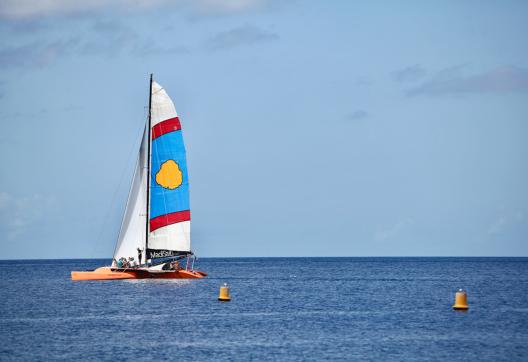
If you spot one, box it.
[91,116,147,260]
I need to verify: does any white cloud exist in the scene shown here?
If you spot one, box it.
[0,0,268,19]
[344,110,368,121]
[487,212,524,235]
[192,0,268,15]
[374,218,414,241]
[407,65,528,96]
[205,25,279,50]
[0,38,79,68]
[392,64,427,83]
[0,191,58,240]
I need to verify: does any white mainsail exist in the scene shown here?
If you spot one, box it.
[113,128,148,261]
[113,80,191,263]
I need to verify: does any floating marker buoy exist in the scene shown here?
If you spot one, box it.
[453,289,469,310]
[218,282,231,302]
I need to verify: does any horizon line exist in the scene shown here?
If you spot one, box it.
[1,255,527,261]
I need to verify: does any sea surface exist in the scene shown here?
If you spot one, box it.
[1,258,527,361]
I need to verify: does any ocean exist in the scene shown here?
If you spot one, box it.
[1,258,527,361]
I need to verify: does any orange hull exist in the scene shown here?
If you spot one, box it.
[71,267,207,281]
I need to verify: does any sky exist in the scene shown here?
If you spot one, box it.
[0,0,527,259]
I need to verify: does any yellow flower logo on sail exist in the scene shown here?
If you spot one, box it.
[155,160,183,190]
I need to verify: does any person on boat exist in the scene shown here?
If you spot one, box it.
[117,258,123,268]
[129,257,137,268]
[137,248,143,266]
[171,261,180,270]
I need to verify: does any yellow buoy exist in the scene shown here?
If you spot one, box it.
[218,282,231,302]
[453,289,469,310]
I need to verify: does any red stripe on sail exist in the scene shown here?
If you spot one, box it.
[152,117,181,140]
[150,210,190,232]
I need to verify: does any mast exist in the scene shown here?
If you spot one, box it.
[145,73,153,258]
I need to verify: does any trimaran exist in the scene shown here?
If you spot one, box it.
[72,75,207,280]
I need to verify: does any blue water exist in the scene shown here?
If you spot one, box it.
[1,258,527,361]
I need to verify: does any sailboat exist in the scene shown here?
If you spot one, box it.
[71,75,207,280]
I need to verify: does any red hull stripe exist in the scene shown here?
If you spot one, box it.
[150,210,190,232]
[152,117,181,140]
